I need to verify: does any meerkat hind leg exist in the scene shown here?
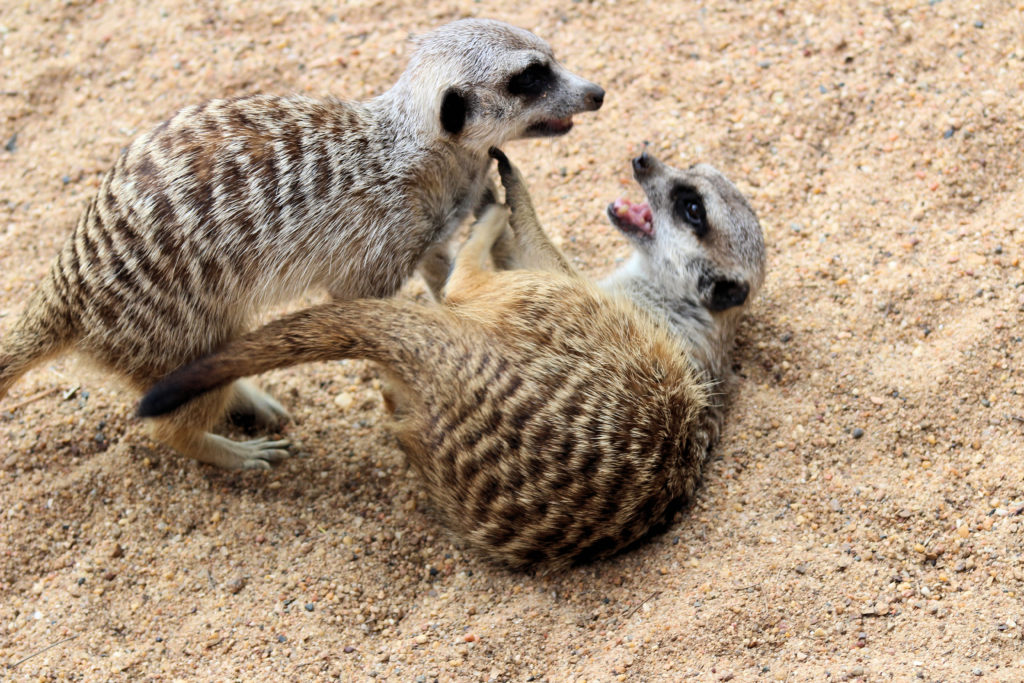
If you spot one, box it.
[227,379,291,430]
[490,149,574,276]
[444,205,510,296]
[149,384,291,470]
[417,242,454,302]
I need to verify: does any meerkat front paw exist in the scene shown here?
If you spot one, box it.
[196,434,292,470]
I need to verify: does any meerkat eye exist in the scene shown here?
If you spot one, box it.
[673,188,708,238]
[507,63,553,97]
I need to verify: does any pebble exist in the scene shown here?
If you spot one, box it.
[852,428,865,439]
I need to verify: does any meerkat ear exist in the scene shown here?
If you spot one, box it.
[707,279,750,311]
[440,88,470,135]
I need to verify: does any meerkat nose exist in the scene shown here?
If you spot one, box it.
[632,150,653,177]
[585,85,605,110]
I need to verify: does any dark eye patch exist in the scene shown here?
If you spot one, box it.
[672,186,708,238]
[507,62,553,97]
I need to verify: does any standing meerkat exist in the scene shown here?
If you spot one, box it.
[0,19,604,470]
[138,149,765,570]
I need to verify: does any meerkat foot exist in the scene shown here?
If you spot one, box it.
[418,242,455,302]
[191,434,292,470]
[228,379,291,430]
[444,205,510,297]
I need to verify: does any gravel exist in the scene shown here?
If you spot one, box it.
[1,0,1022,680]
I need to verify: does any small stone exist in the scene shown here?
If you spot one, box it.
[334,392,355,409]
[110,543,124,559]
[973,20,984,28]
[277,635,287,643]
[794,564,808,575]
[344,645,356,653]
[972,668,983,676]
[4,132,15,152]
[852,428,865,439]
[305,602,315,612]
[227,577,247,594]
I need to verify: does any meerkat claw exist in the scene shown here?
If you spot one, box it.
[190,434,292,470]
[235,438,292,470]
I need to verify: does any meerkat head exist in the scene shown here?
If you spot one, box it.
[396,18,605,154]
[607,151,766,317]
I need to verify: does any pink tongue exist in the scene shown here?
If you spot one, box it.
[612,198,653,234]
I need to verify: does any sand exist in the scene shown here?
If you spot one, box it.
[1,0,1022,680]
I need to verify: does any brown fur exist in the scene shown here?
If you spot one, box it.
[139,150,765,570]
[0,19,603,469]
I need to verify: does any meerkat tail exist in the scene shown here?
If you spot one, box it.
[0,268,81,399]
[137,299,440,419]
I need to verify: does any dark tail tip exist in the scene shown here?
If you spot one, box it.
[136,380,189,418]
[136,365,223,418]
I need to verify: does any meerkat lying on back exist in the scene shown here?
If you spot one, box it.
[0,19,603,470]
[139,149,765,569]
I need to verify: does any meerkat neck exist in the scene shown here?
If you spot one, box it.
[364,88,431,151]
[369,84,490,166]
[600,259,737,387]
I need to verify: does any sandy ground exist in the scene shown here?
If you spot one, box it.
[2,0,1023,680]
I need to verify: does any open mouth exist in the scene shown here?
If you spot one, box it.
[607,197,653,239]
[526,116,574,136]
